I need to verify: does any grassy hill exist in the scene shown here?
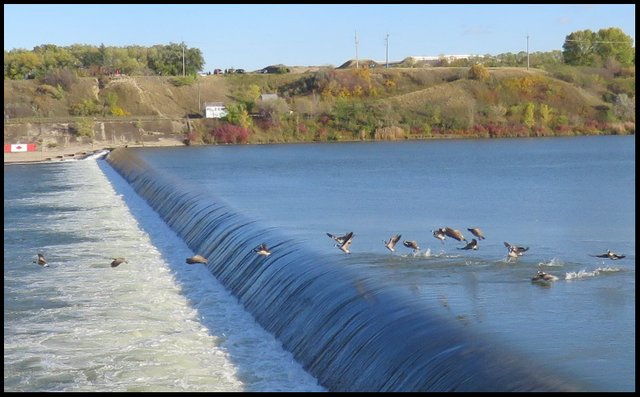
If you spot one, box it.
[4,64,635,146]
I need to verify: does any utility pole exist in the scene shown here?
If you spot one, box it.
[385,33,389,68]
[182,42,186,76]
[526,34,530,70]
[355,31,359,68]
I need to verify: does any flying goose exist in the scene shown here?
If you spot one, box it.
[443,227,467,242]
[458,238,479,250]
[111,257,128,267]
[336,232,354,254]
[384,234,402,252]
[403,240,420,252]
[467,227,485,240]
[186,254,208,264]
[504,242,529,258]
[253,243,271,256]
[432,228,446,243]
[590,250,625,260]
[326,232,352,245]
[33,253,48,267]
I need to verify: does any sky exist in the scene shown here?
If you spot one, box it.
[4,4,636,72]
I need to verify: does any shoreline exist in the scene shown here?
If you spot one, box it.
[3,138,185,165]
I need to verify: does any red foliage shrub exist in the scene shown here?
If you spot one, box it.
[210,123,250,144]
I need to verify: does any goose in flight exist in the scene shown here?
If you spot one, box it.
[467,227,485,240]
[432,228,446,243]
[33,253,49,267]
[384,234,402,252]
[590,250,625,260]
[253,243,271,256]
[326,232,352,245]
[403,240,420,252]
[336,232,354,254]
[458,238,479,250]
[111,257,128,267]
[186,254,208,264]
[504,242,529,258]
[444,227,467,242]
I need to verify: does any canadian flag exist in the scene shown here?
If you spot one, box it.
[4,143,37,153]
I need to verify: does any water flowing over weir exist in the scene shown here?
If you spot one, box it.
[106,148,584,392]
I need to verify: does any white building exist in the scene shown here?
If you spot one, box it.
[203,102,228,118]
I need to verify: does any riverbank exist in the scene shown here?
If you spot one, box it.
[3,138,185,164]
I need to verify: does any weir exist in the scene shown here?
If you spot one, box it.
[106,148,584,392]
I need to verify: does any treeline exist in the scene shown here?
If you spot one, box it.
[4,42,204,80]
[4,27,634,81]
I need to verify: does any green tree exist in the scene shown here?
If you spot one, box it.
[594,27,635,66]
[563,27,634,67]
[4,50,42,79]
[562,29,597,66]
[224,103,252,129]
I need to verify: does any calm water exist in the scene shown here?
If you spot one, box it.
[4,135,635,391]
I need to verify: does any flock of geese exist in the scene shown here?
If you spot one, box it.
[32,225,626,285]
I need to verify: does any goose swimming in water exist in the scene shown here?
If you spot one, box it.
[458,238,478,250]
[531,270,559,283]
[33,253,48,267]
[384,234,402,252]
[111,257,128,267]
[326,232,352,245]
[186,254,208,264]
[252,243,271,256]
[504,242,529,258]
[443,227,467,242]
[590,250,625,260]
[403,240,420,252]
[432,228,446,243]
[336,231,354,254]
[467,227,485,240]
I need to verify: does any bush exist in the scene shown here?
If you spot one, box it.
[211,123,250,144]
[169,75,196,87]
[468,64,489,81]
[41,68,78,91]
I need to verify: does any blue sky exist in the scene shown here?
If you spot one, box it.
[4,4,636,72]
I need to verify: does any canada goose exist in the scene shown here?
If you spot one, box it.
[336,232,354,254]
[33,253,48,267]
[326,232,353,245]
[591,250,625,260]
[432,228,446,243]
[531,270,559,283]
[443,227,466,242]
[403,240,420,252]
[467,227,485,240]
[186,254,208,264]
[458,238,478,250]
[111,257,128,267]
[384,234,402,252]
[504,242,529,258]
[252,243,271,256]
